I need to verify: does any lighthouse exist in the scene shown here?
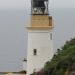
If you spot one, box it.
[26,0,54,75]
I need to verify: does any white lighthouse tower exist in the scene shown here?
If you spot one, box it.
[27,0,54,75]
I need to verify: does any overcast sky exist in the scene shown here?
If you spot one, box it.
[0,0,75,72]
[0,0,75,10]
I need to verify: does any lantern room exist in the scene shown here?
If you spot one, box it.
[31,0,48,15]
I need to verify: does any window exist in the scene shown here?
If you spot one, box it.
[50,33,52,40]
[33,49,37,55]
[32,0,48,14]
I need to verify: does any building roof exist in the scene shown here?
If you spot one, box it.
[18,70,26,74]
[0,70,26,74]
[23,58,27,62]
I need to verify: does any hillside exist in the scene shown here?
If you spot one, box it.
[44,38,75,75]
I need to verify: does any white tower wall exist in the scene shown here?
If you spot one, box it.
[27,30,54,75]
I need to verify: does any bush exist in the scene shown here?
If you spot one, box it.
[44,38,75,75]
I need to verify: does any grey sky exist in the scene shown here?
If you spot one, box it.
[0,0,75,10]
[0,0,25,9]
[54,0,75,8]
[0,0,75,72]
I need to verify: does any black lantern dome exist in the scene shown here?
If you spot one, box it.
[31,0,48,15]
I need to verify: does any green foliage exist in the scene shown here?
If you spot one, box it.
[44,38,75,75]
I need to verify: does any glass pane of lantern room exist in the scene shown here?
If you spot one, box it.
[32,0,48,15]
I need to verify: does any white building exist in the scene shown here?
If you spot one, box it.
[26,0,54,75]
